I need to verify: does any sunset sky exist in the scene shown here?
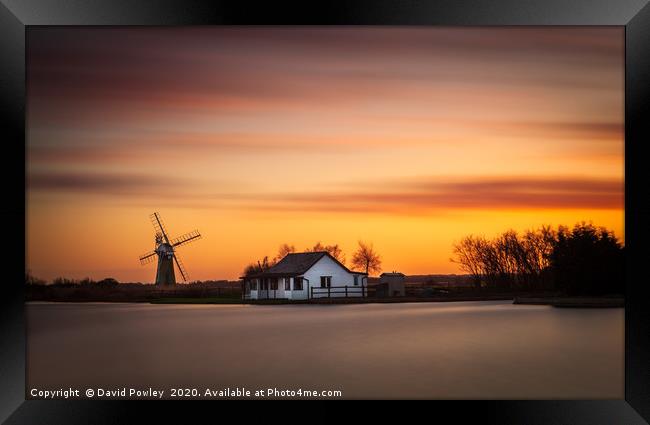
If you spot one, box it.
[26,27,624,282]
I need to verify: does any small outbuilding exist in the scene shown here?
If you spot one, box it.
[376,272,406,297]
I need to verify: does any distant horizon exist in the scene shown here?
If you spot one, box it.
[27,27,624,282]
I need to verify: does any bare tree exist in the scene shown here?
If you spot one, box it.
[243,256,271,276]
[307,242,346,265]
[450,235,485,288]
[273,243,296,263]
[351,241,382,275]
[495,230,522,289]
[520,225,555,289]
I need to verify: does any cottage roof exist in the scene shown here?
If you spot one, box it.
[244,251,367,279]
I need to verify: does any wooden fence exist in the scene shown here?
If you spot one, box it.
[310,285,370,299]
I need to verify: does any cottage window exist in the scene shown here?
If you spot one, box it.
[284,278,291,290]
[270,278,278,291]
[294,277,303,291]
[251,279,258,291]
[354,275,359,286]
[320,276,332,288]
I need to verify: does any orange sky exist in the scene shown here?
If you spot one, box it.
[26,27,624,282]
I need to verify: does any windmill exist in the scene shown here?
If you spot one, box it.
[139,212,202,286]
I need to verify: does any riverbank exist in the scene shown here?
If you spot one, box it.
[26,286,623,308]
[149,294,516,305]
[28,294,625,307]
[152,294,624,307]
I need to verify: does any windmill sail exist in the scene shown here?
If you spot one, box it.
[139,251,157,265]
[173,252,189,282]
[171,230,201,248]
[150,212,171,244]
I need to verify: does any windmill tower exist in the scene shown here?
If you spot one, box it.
[139,212,202,286]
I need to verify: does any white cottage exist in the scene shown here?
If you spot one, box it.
[242,251,368,300]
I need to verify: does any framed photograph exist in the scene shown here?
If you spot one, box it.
[2,0,650,423]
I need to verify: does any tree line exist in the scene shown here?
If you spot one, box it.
[243,240,382,276]
[451,222,624,295]
[25,273,241,289]
[25,274,121,287]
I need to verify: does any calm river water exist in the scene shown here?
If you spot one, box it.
[26,301,623,399]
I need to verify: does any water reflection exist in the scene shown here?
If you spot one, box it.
[26,301,623,399]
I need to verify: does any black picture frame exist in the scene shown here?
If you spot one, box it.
[2,1,649,423]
